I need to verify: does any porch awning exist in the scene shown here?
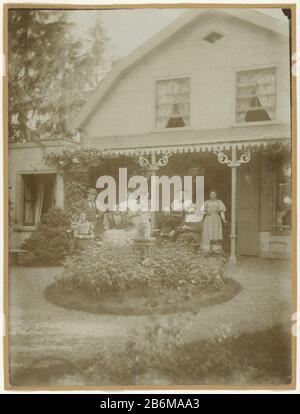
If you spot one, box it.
[90,123,291,156]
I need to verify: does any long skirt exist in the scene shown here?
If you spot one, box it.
[202,213,223,248]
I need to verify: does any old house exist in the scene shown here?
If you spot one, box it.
[9,9,291,260]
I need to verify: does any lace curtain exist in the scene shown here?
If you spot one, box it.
[236,68,276,123]
[24,178,35,225]
[156,78,190,129]
[34,179,44,225]
[23,176,45,225]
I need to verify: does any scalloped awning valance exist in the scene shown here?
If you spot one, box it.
[106,137,290,156]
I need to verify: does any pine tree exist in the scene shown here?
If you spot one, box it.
[8,10,111,142]
[87,14,112,88]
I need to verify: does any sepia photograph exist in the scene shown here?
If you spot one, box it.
[3,3,296,390]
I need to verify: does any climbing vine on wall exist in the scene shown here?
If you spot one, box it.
[252,141,291,161]
[45,147,139,211]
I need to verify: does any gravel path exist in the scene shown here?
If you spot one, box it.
[9,258,291,365]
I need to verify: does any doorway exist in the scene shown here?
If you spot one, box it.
[165,152,231,251]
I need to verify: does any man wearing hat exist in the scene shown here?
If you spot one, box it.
[82,188,104,238]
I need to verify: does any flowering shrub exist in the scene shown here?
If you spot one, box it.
[55,241,227,297]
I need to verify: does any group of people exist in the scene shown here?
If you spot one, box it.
[72,188,227,251]
[160,189,227,249]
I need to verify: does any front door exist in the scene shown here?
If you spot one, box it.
[236,156,259,256]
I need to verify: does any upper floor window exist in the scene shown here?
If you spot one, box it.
[236,68,276,123]
[155,77,190,129]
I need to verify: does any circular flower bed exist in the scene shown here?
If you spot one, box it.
[45,242,241,315]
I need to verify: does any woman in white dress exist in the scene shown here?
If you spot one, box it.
[201,191,227,250]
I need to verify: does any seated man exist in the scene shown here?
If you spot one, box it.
[73,212,95,250]
[172,202,203,244]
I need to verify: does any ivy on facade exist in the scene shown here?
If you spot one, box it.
[45,147,139,210]
[252,141,291,161]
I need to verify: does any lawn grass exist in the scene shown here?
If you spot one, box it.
[157,324,292,385]
[77,324,292,386]
[11,324,291,386]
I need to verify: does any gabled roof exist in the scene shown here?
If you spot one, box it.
[72,8,288,130]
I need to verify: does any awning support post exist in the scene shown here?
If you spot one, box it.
[214,147,251,263]
[230,148,237,263]
[139,152,172,232]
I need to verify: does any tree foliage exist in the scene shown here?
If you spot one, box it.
[8,10,112,142]
[253,142,291,160]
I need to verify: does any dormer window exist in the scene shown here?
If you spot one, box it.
[236,67,276,123]
[155,77,190,129]
[203,31,223,44]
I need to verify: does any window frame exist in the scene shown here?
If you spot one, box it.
[232,65,279,127]
[152,74,192,132]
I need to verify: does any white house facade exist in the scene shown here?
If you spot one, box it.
[9,9,292,260]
